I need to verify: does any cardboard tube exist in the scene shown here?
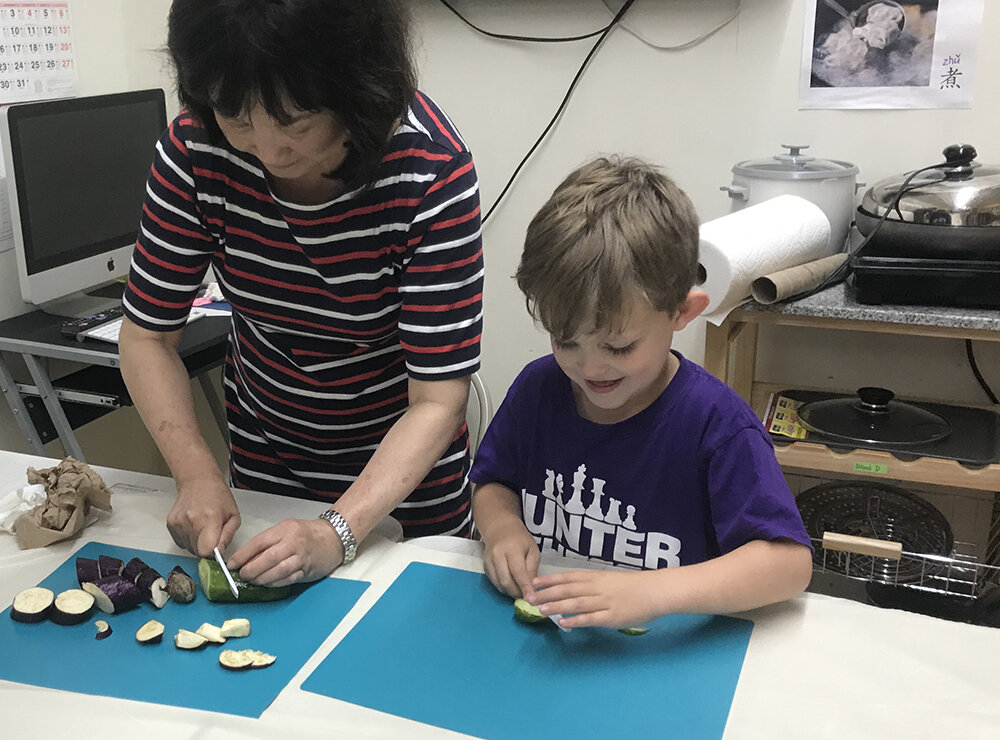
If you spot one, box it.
[750,253,849,304]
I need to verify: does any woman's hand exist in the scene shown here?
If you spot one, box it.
[167,478,241,557]
[227,518,344,587]
[482,520,540,599]
[528,569,661,630]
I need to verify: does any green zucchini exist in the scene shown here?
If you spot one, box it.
[197,558,292,603]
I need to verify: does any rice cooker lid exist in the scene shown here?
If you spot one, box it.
[796,387,952,447]
[733,144,860,181]
[859,145,1000,226]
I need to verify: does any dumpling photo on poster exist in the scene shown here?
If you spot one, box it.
[799,0,984,109]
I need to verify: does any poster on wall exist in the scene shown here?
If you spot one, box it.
[0,1,77,106]
[799,0,984,109]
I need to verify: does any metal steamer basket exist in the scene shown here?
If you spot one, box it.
[797,480,1000,626]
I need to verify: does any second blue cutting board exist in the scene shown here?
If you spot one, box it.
[303,561,753,739]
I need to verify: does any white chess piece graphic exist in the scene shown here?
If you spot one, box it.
[585,478,606,519]
[605,497,623,526]
[541,469,557,501]
[555,473,564,502]
[565,464,587,515]
[623,504,636,530]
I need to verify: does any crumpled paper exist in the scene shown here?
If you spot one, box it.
[0,483,47,533]
[13,457,113,549]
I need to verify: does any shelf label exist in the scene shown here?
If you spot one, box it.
[853,462,888,475]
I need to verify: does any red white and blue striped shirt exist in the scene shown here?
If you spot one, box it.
[123,92,484,537]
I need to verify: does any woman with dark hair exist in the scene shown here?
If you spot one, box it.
[118,0,483,586]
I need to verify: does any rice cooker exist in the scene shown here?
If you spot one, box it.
[721,144,861,252]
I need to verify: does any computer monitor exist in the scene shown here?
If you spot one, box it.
[1,88,167,317]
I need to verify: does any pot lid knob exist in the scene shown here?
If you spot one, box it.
[774,144,815,167]
[941,143,977,180]
[855,386,894,414]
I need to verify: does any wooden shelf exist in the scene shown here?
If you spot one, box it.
[704,292,1000,494]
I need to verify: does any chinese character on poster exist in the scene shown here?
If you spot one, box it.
[799,0,983,109]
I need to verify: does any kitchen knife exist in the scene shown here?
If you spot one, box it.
[548,612,569,632]
[214,546,239,599]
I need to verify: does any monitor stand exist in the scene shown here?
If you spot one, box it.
[37,281,126,318]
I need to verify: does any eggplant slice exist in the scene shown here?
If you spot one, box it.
[82,576,143,614]
[75,557,100,587]
[136,619,165,645]
[95,620,113,640]
[10,587,54,623]
[50,588,96,625]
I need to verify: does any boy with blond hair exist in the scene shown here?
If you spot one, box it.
[470,156,812,630]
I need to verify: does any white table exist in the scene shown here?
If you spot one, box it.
[1,451,998,739]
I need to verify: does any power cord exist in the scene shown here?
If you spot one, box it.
[474,0,638,223]
[600,0,744,51]
[965,339,999,404]
[435,0,609,42]
[784,155,974,302]
[436,0,743,223]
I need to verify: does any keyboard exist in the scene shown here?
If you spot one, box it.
[75,308,210,345]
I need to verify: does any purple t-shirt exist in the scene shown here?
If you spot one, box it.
[469,352,811,569]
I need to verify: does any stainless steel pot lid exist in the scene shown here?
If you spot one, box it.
[797,387,952,447]
[732,144,860,180]
[859,144,1000,226]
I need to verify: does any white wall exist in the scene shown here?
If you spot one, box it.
[1,0,997,470]
[409,0,1000,407]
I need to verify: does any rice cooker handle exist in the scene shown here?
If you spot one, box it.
[720,184,749,201]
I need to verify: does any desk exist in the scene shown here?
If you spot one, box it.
[1,451,998,739]
[0,310,231,461]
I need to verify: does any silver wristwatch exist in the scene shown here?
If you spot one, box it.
[318,509,357,563]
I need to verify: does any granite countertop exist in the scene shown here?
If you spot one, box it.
[737,282,1000,332]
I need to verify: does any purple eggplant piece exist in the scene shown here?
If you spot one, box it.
[122,557,150,583]
[95,620,113,640]
[135,568,170,608]
[49,588,96,625]
[10,587,54,623]
[82,576,143,614]
[97,555,124,579]
[75,557,100,587]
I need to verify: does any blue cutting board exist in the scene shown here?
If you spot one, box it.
[0,542,369,717]
[303,561,753,739]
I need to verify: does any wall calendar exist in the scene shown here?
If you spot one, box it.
[0,1,76,105]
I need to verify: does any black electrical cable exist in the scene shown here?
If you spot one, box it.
[435,0,609,42]
[965,339,999,404]
[784,160,965,302]
[479,0,637,223]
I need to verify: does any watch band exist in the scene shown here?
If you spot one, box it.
[318,509,357,563]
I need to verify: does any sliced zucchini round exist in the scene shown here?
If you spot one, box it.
[618,626,650,636]
[513,598,547,624]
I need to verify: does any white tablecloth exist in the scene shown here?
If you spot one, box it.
[1,451,998,739]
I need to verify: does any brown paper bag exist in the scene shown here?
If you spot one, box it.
[13,457,112,550]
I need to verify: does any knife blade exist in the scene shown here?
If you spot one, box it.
[213,546,239,599]
[548,612,569,632]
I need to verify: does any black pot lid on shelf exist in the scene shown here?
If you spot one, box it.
[797,387,952,447]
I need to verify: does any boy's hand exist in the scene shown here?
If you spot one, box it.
[482,521,540,599]
[529,569,659,630]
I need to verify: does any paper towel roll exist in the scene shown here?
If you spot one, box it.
[750,253,849,305]
[698,195,832,325]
